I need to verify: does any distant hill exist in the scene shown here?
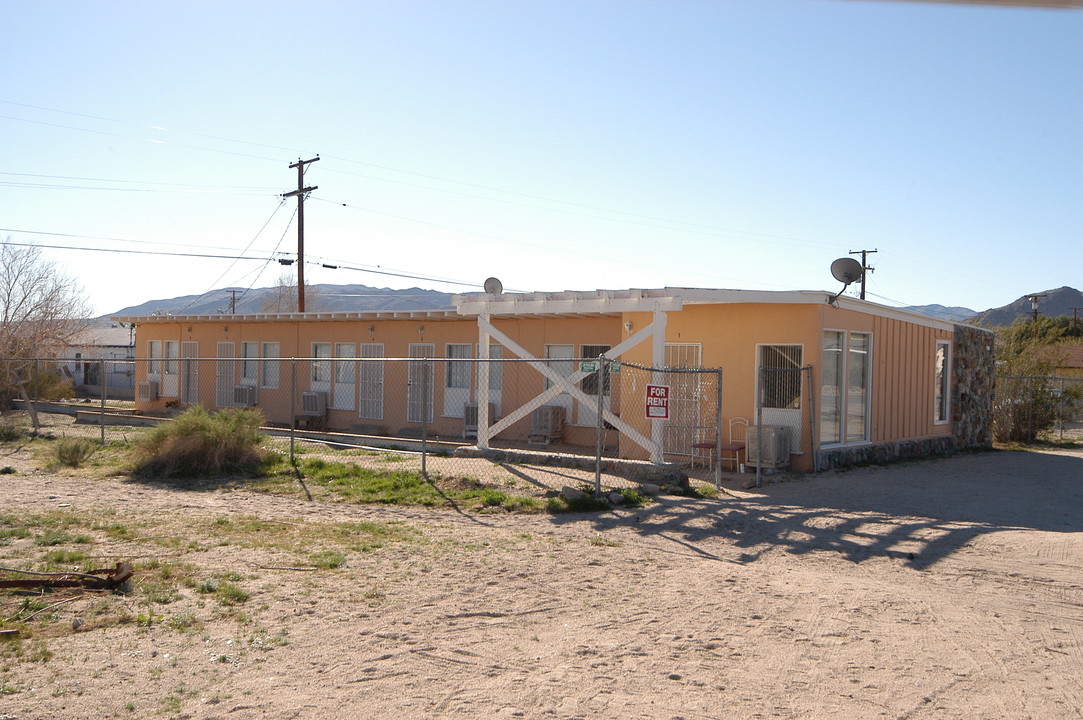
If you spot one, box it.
[902,304,977,323]
[968,286,1083,327]
[105,284,454,318]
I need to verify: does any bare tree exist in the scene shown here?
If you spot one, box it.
[0,239,91,410]
[259,272,322,313]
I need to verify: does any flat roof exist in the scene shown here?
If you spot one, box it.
[114,286,984,334]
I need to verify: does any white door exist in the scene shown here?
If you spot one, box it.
[408,343,434,424]
[757,344,804,454]
[359,343,384,420]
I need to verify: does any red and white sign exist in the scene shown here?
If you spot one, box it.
[645,384,670,420]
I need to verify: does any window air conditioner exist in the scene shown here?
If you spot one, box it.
[233,385,257,407]
[463,402,497,438]
[301,391,328,416]
[138,381,158,401]
[529,405,566,445]
[746,425,791,470]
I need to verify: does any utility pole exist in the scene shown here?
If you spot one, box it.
[227,290,241,314]
[1026,293,1047,322]
[848,248,877,300]
[282,156,319,312]
[1071,307,1081,334]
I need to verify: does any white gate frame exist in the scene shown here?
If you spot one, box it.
[459,291,682,464]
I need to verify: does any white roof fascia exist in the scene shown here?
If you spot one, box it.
[455,294,683,317]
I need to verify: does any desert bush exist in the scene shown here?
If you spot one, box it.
[132,406,271,478]
[53,437,98,467]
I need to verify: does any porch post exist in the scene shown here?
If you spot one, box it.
[650,308,667,464]
[477,311,492,449]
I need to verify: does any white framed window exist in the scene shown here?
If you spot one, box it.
[819,331,872,446]
[934,340,951,425]
[580,344,612,397]
[312,343,332,383]
[148,340,162,376]
[445,344,472,390]
[241,342,259,384]
[820,331,844,445]
[334,343,356,384]
[846,333,871,443]
[164,341,179,376]
[261,342,279,389]
[544,344,574,391]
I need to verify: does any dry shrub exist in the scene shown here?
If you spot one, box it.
[133,406,271,479]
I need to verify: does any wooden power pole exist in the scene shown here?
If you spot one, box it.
[848,248,877,300]
[282,156,319,312]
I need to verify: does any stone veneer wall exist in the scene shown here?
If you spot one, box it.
[951,323,995,449]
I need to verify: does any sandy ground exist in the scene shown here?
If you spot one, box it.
[2,444,1083,720]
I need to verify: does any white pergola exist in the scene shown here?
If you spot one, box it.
[454,289,684,463]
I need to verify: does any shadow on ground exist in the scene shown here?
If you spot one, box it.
[548,449,1083,570]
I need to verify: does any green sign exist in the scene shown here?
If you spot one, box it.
[579,361,621,373]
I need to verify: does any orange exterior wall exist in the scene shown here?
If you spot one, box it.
[130,300,957,472]
[131,315,621,443]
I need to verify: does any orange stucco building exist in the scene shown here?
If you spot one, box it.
[115,288,994,472]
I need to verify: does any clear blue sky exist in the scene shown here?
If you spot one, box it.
[2,0,1080,316]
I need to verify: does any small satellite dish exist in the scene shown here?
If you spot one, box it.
[483,277,503,295]
[830,257,864,285]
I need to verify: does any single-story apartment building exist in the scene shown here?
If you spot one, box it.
[114,287,995,472]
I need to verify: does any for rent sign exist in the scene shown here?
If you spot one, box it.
[645,384,670,420]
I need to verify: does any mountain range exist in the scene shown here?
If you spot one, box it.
[102,284,1083,328]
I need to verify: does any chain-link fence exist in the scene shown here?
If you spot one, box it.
[994,375,1083,443]
[4,356,730,494]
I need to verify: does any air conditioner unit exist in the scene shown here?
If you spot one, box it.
[138,381,158,401]
[529,405,566,445]
[746,425,791,470]
[463,402,497,438]
[233,385,257,407]
[300,391,328,416]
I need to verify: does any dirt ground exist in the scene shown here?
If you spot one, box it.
[2,443,1082,720]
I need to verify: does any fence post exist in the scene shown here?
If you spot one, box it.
[289,359,296,463]
[714,368,722,489]
[756,365,764,488]
[99,357,106,445]
[593,354,606,498]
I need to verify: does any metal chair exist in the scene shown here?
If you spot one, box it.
[692,417,748,471]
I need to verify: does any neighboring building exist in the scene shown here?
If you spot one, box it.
[114,288,995,472]
[59,324,136,399]
[1053,345,1083,379]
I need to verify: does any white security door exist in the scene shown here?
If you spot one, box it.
[757,344,803,454]
[216,342,235,408]
[663,343,703,459]
[359,343,384,420]
[407,343,435,423]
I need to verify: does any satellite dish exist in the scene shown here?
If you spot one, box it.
[830,257,864,285]
[483,277,503,295]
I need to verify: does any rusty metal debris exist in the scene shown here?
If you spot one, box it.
[0,562,134,590]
